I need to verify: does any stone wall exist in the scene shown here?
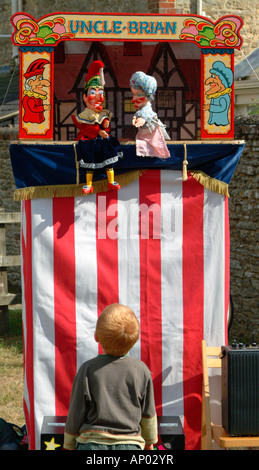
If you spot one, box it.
[0,127,21,299]
[229,115,259,343]
[176,0,258,63]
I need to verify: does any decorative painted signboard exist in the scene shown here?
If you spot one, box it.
[11,12,243,141]
[201,50,234,138]
[11,13,243,46]
[19,48,53,139]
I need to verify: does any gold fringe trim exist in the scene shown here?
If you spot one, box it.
[14,170,145,201]
[190,170,230,197]
[182,143,188,181]
[13,169,229,200]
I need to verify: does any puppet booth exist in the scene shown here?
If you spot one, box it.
[9,11,245,450]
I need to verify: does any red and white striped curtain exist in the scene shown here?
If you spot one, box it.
[21,170,229,450]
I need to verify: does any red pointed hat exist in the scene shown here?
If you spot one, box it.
[84,60,105,92]
[24,59,50,79]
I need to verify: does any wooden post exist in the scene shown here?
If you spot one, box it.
[0,208,21,335]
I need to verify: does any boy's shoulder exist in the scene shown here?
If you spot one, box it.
[80,354,150,372]
[123,355,148,367]
[117,355,152,376]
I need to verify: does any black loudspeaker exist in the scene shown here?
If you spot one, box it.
[41,416,66,450]
[156,416,185,450]
[221,345,259,436]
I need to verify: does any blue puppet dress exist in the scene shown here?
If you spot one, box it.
[73,108,122,169]
[72,108,122,193]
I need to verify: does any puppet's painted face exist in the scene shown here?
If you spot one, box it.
[205,74,225,96]
[28,74,50,96]
[84,87,104,111]
[131,87,148,109]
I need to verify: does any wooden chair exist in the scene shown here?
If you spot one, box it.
[201,339,259,450]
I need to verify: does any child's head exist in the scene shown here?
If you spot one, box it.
[95,303,139,356]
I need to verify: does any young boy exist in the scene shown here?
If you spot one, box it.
[63,303,158,450]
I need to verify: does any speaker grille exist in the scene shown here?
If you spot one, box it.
[222,347,259,436]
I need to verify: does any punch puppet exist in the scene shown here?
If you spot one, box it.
[72,60,122,194]
[130,72,170,158]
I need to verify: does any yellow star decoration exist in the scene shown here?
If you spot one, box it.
[44,437,61,450]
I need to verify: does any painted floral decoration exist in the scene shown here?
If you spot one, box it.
[180,16,243,48]
[11,13,74,45]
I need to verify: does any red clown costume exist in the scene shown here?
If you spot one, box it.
[72,60,122,194]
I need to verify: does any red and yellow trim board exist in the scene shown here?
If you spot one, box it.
[10,12,243,141]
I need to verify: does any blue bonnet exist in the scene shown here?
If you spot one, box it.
[209,61,233,88]
[130,72,157,98]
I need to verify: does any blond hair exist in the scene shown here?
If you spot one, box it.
[96,303,139,356]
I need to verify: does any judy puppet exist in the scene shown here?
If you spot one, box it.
[130,72,170,159]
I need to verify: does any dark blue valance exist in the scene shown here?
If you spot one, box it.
[10,141,244,190]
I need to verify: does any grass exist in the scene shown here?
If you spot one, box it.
[0,308,24,427]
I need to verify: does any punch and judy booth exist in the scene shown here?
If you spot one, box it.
[9,11,245,450]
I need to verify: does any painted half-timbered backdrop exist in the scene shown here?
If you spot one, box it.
[21,171,229,450]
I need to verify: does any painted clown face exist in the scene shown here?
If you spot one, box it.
[131,87,149,109]
[83,87,104,112]
[29,74,50,96]
[205,74,225,96]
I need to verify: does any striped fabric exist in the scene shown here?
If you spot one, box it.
[21,170,229,450]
